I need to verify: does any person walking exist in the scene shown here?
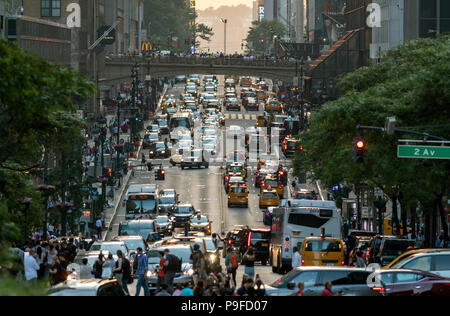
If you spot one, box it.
[296,282,305,296]
[24,249,40,285]
[79,258,93,279]
[291,247,302,270]
[225,247,240,287]
[190,244,207,285]
[355,251,366,268]
[242,248,255,280]
[156,251,166,292]
[113,250,130,295]
[321,281,334,296]
[163,248,180,293]
[95,218,103,240]
[102,253,115,279]
[92,254,104,279]
[48,256,67,286]
[135,247,150,296]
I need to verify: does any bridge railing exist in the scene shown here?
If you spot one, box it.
[105,55,296,68]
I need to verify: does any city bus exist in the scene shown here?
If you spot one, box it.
[270,199,342,274]
[124,185,158,220]
[169,113,192,141]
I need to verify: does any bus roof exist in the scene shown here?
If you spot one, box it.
[280,199,336,208]
[127,184,157,195]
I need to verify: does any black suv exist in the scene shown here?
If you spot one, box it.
[171,204,195,228]
[246,229,271,265]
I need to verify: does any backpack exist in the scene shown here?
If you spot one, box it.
[230,253,239,269]
[166,254,181,272]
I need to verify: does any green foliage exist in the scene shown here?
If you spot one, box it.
[0,39,94,243]
[246,20,286,54]
[294,35,450,214]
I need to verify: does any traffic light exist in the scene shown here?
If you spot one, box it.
[155,168,165,180]
[259,38,264,44]
[107,168,112,178]
[353,139,365,163]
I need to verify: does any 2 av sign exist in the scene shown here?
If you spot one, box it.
[398,145,450,160]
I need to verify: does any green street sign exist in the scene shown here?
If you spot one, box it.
[398,145,450,159]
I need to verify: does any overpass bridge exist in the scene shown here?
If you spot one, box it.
[102,56,306,85]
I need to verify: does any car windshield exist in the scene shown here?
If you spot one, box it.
[155,143,166,149]
[382,240,416,256]
[142,199,157,212]
[263,192,277,198]
[174,206,194,214]
[191,217,208,224]
[121,239,146,252]
[264,180,279,186]
[90,243,127,254]
[158,120,168,127]
[304,240,342,252]
[231,187,246,193]
[296,192,316,200]
[204,239,216,252]
[155,217,169,224]
[159,196,175,204]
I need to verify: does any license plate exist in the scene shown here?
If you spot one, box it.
[327,263,335,266]
[293,232,300,236]
[261,243,268,247]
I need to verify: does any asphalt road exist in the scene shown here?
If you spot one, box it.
[105,75,321,294]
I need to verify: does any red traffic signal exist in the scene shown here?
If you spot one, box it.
[356,140,365,149]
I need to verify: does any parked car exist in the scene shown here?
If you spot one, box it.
[372,269,450,296]
[385,249,450,278]
[265,267,381,296]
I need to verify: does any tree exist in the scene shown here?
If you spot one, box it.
[293,35,450,242]
[246,20,286,55]
[0,39,94,290]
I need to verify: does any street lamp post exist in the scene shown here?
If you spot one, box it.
[116,93,122,187]
[220,18,227,55]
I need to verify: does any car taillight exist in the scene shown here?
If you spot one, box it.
[341,260,345,265]
[228,239,232,245]
[371,287,385,293]
[301,259,305,265]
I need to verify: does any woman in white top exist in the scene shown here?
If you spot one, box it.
[102,253,115,279]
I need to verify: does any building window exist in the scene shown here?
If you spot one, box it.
[41,0,61,17]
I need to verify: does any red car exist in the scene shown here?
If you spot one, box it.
[373,269,450,296]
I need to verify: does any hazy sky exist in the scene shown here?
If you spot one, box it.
[195,0,253,10]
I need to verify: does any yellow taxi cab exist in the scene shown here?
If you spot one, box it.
[228,185,249,208]
[256,113,273,127]
[260,176,284,197]
[300,237,345,267]
[259,189,280,209]
[265,100,283,113]
[189,214,212,235]
[239,77,252,87]
[256,89,267,101]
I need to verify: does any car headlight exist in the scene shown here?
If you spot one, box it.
[150,151,154,154]
[161,151,166,154]
[187,268,194,276]
[209,254,216,262]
